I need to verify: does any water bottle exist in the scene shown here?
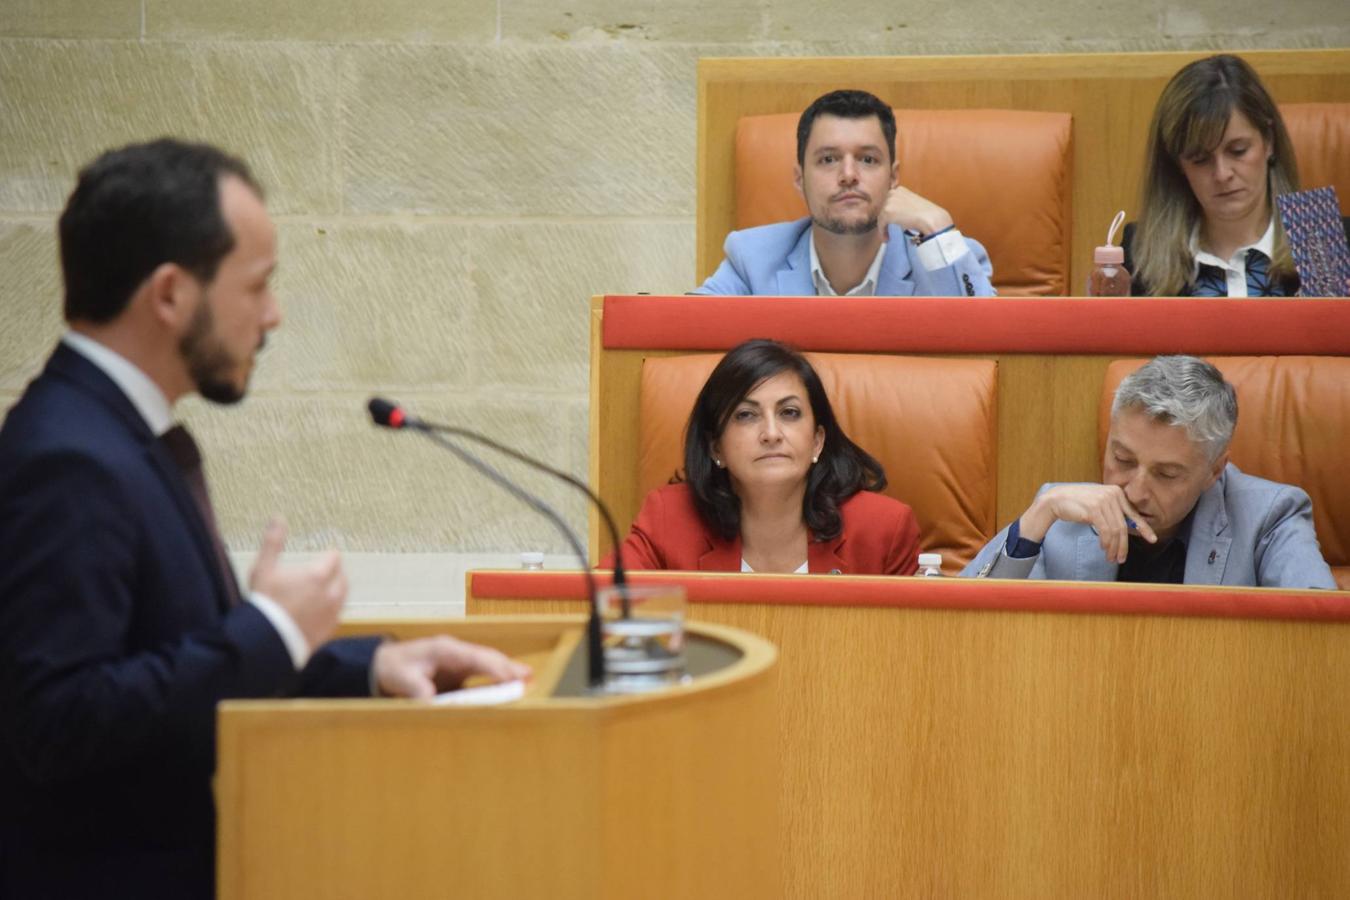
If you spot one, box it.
[916,553,943,577]
[520,551,545,571]
[1087,210,1132,297]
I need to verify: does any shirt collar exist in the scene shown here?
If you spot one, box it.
[1189,217,1275,279]
[62,331,174,436]
[809,232,887,296]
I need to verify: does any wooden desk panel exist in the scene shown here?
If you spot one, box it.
[469,575,1350,899]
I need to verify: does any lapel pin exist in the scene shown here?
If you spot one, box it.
[1208,550,1217,564]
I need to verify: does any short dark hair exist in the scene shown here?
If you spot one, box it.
[682,339,888,543]
[58,138,262,324]
[796,89,897,168]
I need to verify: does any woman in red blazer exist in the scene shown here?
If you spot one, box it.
[611,340,921,575]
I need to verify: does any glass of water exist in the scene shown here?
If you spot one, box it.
[597,583,688,693]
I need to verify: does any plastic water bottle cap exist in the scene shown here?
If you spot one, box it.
[917,553,942,567]
[520,551,545,568]
[1094,209,1126,265]
[1093,244,1125,265]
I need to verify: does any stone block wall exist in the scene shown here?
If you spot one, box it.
[1,1,1346,603]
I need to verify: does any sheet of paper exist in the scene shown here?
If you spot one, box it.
[430,679,526,706]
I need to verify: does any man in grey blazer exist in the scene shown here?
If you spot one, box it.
[692,89,995,298]
[962,355,1336,589]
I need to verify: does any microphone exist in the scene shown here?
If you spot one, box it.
[368,398,629,588]
[367,396,617,687]
[368,397,405,430]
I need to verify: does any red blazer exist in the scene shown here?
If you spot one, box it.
[607,483,921,575]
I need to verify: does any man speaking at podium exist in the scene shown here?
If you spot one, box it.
[0,139,528,899]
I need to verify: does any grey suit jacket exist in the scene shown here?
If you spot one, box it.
[691,217,995,297]
[960,463,1337,589]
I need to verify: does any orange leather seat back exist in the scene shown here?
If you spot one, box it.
[1100,357,1350,588]
[1281,103,1350,213]
[733,109,1073,296]
[639,353,998,571]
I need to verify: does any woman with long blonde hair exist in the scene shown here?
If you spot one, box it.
[1124,54,1311,297]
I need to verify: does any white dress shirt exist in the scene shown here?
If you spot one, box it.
[809,228,972,296]
[1189,218,1275,299]
[810,236,888,296]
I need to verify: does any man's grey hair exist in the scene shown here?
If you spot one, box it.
[1111,355,1237,461]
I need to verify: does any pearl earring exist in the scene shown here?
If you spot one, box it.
[714,458,724,468]
[811,455,819,463]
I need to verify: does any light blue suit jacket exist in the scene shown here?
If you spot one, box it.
[691,217,995,297]
[960,464,1337,589]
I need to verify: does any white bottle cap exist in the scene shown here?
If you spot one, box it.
[520,551,545,568]
[917,553,943,567]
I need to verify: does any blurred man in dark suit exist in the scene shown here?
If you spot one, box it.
[0,139,527,899]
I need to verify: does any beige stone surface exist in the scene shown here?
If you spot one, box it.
[1155,2,1349,42]
[502,1,765,44]
[0,0,140,39]
[499,1,1348,48]
[0,221,62,389]
[342,44,696,216]
[258,219,691,395]
[0,41,340,215]
[261,221,477,392]
[182,391,590,553]
[144,0,495,43]
[5,0,1349,587]
[465,221,693,392]
[757,2,1177,46]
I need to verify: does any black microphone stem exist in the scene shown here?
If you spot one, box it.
[411,425,606,687]
[419,422,631,616]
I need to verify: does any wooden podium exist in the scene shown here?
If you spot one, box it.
[215,615,779,900]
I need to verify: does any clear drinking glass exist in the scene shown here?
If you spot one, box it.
[597,583,688,693]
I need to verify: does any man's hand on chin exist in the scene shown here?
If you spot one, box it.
[373,636,532,699]
[881,185,954,236]
[1020,484,1157,565]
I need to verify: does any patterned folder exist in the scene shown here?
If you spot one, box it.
[1276,186,1350,297]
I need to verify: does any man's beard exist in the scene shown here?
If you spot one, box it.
[180,297,253,406]
[812,213,879,236]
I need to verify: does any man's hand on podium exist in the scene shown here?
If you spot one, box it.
[373,636,532,699]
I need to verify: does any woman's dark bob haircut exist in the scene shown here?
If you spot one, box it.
[682,338,887,542]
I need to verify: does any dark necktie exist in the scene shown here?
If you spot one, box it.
[158,424,243,608]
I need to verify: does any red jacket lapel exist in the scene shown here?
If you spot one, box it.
[808,533,848,574]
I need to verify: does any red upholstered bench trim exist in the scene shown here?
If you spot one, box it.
[469,570,1350,623]
[601,296,1350,355]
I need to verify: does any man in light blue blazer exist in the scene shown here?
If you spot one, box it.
[692,89,995,298]
[962,355,1337,589]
